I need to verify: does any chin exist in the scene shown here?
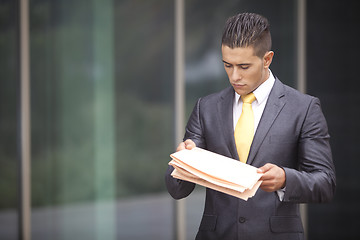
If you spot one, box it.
[232,87,247,94]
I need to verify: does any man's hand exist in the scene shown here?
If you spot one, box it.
[176,139,196,152]
[257,163,286,192]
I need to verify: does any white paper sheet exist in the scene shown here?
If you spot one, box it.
[169,147,263,201]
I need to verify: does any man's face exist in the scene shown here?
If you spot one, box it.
[221,45,273,96]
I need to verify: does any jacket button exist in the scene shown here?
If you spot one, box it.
[239,217,246,223]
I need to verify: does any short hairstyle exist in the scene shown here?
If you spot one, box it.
[221,13,272,58]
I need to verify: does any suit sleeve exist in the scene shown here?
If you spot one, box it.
[165,98,205,199]
[283,97,336,203]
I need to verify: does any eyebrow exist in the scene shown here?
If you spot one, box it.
[222,60,251,66]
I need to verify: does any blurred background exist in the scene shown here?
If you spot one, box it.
[0,0,359,239]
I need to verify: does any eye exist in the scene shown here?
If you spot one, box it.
[224,64,232,68]
[240,65,250,70]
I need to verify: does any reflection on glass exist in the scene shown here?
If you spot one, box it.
[30,0,174,239]
[0,0,297,239]
[0,1,19,239]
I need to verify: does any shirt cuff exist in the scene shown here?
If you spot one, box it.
[276,187,286,201]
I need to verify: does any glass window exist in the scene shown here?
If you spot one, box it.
[114,0,175,238]
[0,1,19,239]
[30,0,174,239]
[1,0,299,239]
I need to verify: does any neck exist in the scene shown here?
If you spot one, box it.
[264,69,270,80]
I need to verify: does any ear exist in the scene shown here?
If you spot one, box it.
[263,51,274,68]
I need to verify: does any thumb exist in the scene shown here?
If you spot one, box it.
[184,139,196,150]
[257,163,272,173]
[176,142,186,152]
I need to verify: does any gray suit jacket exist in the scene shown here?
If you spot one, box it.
[165,78,336,240]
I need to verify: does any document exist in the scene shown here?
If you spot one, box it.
[169,147,263,201]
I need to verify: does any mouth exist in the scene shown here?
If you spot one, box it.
[232,83,246,88]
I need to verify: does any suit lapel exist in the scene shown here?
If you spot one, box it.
[217,87,238,159]
[247,79,286,165]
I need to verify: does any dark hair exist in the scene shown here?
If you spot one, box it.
[221,13,272,58]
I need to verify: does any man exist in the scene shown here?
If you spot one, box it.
[165,13,336,240]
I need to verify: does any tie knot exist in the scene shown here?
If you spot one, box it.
[241,93,256,104]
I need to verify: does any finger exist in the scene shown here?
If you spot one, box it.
[259,167,277,181]
[260,185,276,192]
[260,179,274,187]
[257,163,273,173]
[176,142,186,152]
[184,139,196,150]
[259,173,273,181]
[259,179,277,191]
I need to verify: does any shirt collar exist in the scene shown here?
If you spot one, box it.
[235,69,275,104]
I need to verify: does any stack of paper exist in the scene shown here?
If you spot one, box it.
[169,147,263,201]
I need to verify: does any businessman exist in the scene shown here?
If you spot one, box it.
[165,13,336,240]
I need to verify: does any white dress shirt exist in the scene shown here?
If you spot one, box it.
[232,70,285,200]
[233,70,275,132]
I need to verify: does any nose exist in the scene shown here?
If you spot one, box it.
[232,68,242,81]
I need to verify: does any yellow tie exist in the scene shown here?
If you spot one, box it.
[234,93,256,163]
